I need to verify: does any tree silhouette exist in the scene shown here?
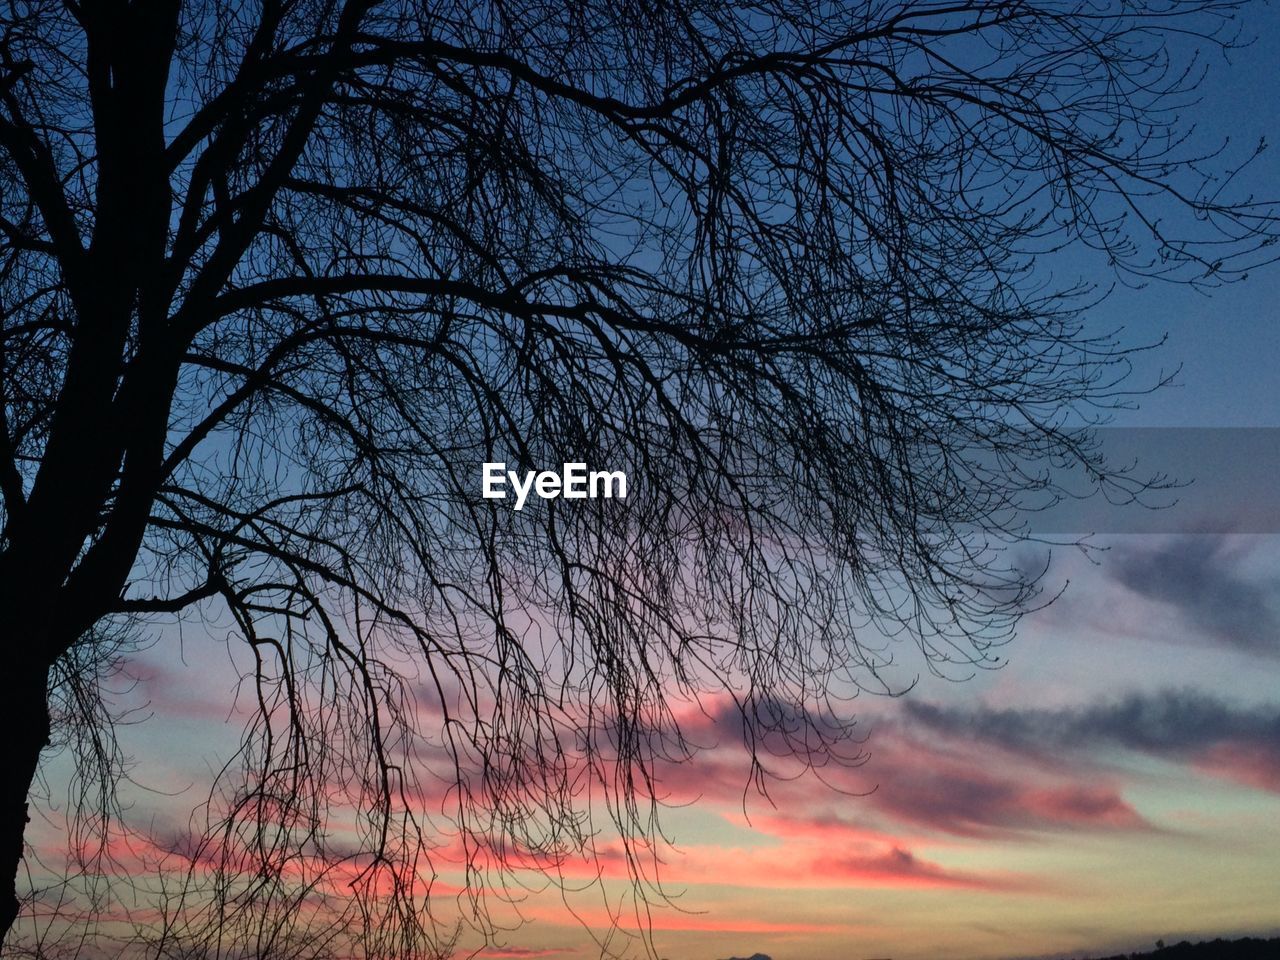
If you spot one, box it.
[0,0,1276,953]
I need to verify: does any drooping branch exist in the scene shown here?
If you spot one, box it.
[1,1,1278,955]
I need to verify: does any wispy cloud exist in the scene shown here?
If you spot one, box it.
[904,690,1280,794]
[1110,536,1280,653]
[857,733,1150,838]
[670,840,1025,892]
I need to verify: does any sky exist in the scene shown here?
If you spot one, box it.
[15,8,1280,960]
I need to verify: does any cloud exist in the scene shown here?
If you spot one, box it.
[808,846,1022,889]
[616,698,1157,842]
[1110,535,1280,653]
[857,734,1149,838]
[666,841,1025,892]
[506,820,1021,892]
[903,690,1280,794]
[1193,741,1280,793]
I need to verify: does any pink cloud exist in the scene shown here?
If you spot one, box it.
[1194,741,1280,793]
[852,731,1150,839]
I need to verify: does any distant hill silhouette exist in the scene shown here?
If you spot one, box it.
[1057,937,1280,960]
[718,953,772,960]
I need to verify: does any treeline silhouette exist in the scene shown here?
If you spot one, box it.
[1060,936,1280,960]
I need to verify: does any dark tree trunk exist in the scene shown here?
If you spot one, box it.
[0,651,52,947]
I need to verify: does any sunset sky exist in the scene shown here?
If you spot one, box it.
[33,482,1280,960]
[16,9,1280,960]
[26,272,1280,960]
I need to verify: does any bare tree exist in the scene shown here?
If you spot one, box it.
[1,0,1276,953]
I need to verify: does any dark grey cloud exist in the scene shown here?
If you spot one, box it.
[905,689,1280,764]
[1111,535,1280,653]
